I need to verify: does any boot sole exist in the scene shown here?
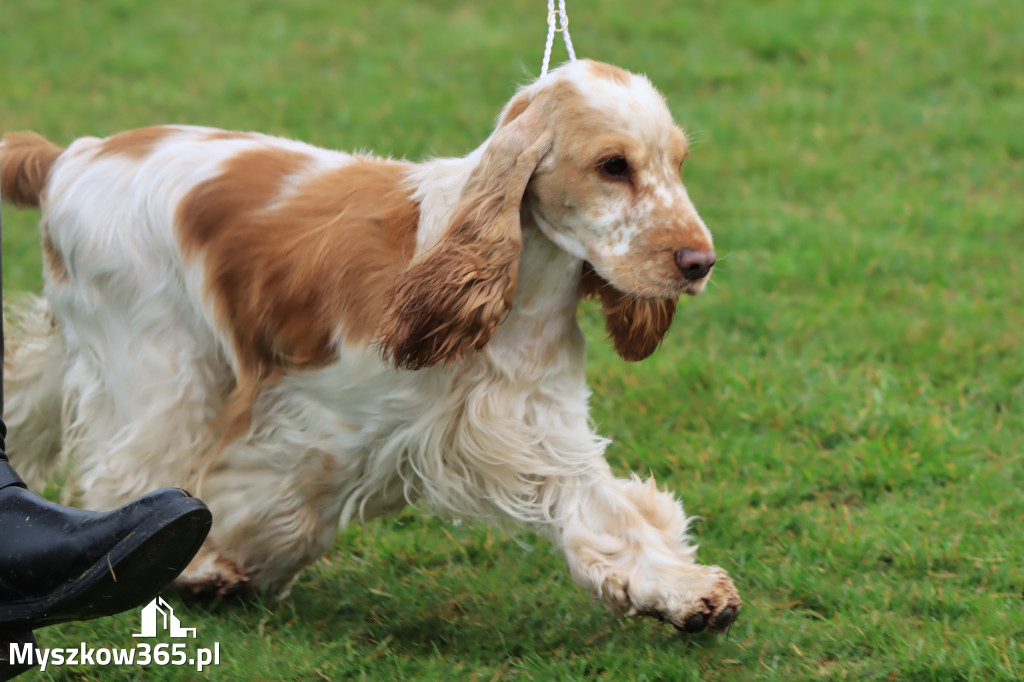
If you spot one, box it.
[0,493,211,627]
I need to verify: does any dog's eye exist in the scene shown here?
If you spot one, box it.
[599,156,630,180]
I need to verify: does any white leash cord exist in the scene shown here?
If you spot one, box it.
[540,0,576,77]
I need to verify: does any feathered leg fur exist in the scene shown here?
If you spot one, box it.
[545,471,740,631]
[2,295,66,489]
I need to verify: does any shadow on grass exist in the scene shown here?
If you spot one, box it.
[172,550,733,664]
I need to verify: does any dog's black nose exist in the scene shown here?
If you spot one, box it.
[674,249,716,280]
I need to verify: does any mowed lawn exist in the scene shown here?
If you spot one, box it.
[2,0,1022,680]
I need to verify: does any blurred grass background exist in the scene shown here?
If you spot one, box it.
[2,0,1022,679]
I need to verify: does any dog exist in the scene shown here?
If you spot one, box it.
[0,59,740,632]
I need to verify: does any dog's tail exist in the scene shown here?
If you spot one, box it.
[3,294,67,488]
[1,131,64,208]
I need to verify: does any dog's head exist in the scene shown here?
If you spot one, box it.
[378,59,714,368]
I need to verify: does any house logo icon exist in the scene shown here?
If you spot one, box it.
[132,597,197,638]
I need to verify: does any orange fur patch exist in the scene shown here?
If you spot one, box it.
[203,131,258,142]
[176,149,420,388]
[95,126,176,159]
[584,59,633,86]
[499,91,532,126]
[40,219,68,284]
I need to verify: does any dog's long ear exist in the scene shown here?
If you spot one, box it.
[580,262,678,361]
[377,95,553,370]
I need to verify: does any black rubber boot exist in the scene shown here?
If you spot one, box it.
[0,453,211,680]
[0,459,211,628]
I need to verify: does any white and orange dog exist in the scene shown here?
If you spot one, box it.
[1,60,739,632]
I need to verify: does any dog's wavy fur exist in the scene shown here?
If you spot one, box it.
[0,60,739,629]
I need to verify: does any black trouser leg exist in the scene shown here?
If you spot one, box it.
[0,624,37,681]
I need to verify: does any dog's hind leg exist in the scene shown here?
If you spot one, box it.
[174,391,364,598]
[2,294,67,489]
[61,332,230,512]
[45,262,234,514]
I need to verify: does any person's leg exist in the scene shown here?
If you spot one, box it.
[0,625,36,680]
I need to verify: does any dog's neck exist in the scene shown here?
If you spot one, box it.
[480,214,588,381]
[514,212,583,317]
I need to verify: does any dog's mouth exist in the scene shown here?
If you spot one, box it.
[651,277,709,298]
[583,264,711,302]
[678,273,712,296]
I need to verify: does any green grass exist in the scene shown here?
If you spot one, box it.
[2,0,1022,679]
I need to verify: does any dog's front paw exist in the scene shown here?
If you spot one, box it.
[175,549,252,597]
[620,564,741,633]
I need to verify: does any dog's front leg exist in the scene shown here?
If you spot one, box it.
[545,471,741,632]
